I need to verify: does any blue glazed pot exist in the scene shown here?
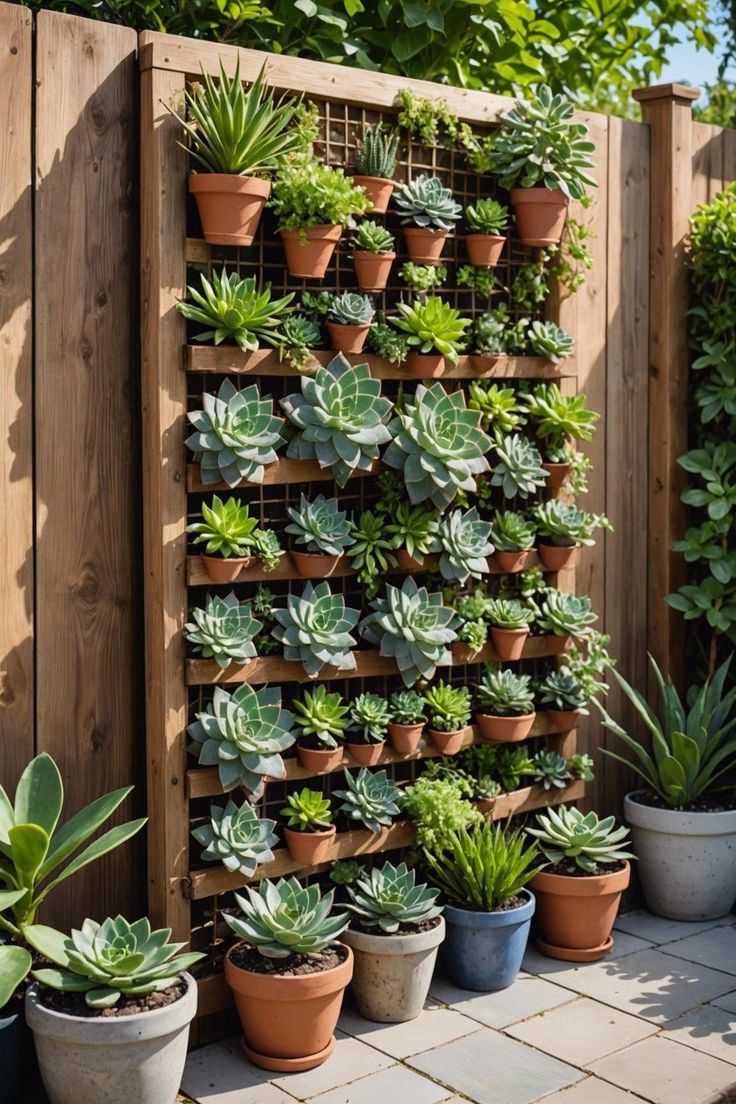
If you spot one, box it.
[0,1009,26,1103]
[441,890,535,991]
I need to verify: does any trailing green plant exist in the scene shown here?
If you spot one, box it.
[184,592,262,669]
[511,255,551,311]
[280,789,333,831]
[334,769,401,833]
[491,434,547,499]
[424,679,471,732]
[421,821,543,911]
[293,685,348,749]
[269,151,371,229]
[348,692,390,744]
[568,753,595,781]
[396,89,494,175]
[468,382,526,435]
[527,806,634,873]
[281,355,392,487]
[496,747,535,792]
[532,500,611,547]
[178,269,294,353]
[400,262,448,293]
[477,667,535,717]
[394,174,462,230]
[535,590,597,638]
[224,878,348,957]
[430,508,494,583]
[389,688,426,726]
[538,668,589,713]
[452,588,493,650]
[285,493,354,555]
[279,313,322,372]
[346,861,441,933]
[193,799,278,876]
[489,510,536,552]
[465,198,509,235]
[401,775,481,848]
[355,122,399,179]
[456,265,498,298]
[187,379,283,487]
[532,749,569,790]
[273,581,359,676]
[485,597,534,630]
[522,382,598,454]
[301,291,335,320]
[347,510,398,598]
[385,501,439,563]
[367,320,411,365]
[328,291,375,326]
[330,860,362,886]
[354,220,395,253]
[566,631,616,701]
[394,297,470,363]
[361,578,458,687]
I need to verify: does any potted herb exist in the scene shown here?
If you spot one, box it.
[25,917,202,1104]
[186,495,281,582]
[424,680,471,755]
[343,862,444,1023]
[334,769,401,834]
[400,261,448,294]
[538,667,589,731]
[527,806,634,961]
[536,590,597,653]
[352,221,396,290]
[293,685,348,772]
[173,60,303,246]
[385,501,439,571]
[269,152,371,278]
[285,493,355,578]
[223,878,352,1070]
[401,774,481,848]
[353,123,400,212]
[387,688,427,755]
[281,788,336,865]
[394,296,470,376]
[596,657,736,922]
[346,692,390,765]
[326,292,375,354]
[485,597,535,660]
[464,198,509,267]
[522,382,596,489]
[489,510,536,573]
[177,269,294,351]
[531,500,609,571]
[394,174,461,263]
[491,85,595,246]
[476,666,536,743]
[422,821,543,990]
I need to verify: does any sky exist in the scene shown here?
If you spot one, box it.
[657,1,726,97]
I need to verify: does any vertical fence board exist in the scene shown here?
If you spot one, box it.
[34,11,140,928]
[691,121,725,205]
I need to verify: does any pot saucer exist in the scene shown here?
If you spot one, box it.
[241,1034,335,1072]
[536,934,614,963]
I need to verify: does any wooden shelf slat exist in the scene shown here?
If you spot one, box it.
[187,458,380,492]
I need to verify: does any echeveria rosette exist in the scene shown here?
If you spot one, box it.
[280,355,392,487]
[186,378,284,488]
[192,800,278,877]
[361,576,458,687]
[184,592,262,669]
[272,581,360,676]
[430,508,494,583]
[188,684,295,798]
[334,768,401,833]
[346,861,442,933]
[285,493,354,556]
[225,877,349,958]
[383,383,492,510]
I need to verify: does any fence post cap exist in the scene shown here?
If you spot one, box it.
[633,83,700,105]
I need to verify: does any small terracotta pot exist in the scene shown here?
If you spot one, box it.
[289,550,343,579]
[490,625,530,661]
[451,642,483,664]
[427,728,466,755]
[476,711,536,743]
[280,225,342,279]
[476,795,497,817]
[470,353,502,373]
[493,549,531,573]
[395,549,430,572]
[538,543,579,571]
[545,634,572,656]
[297,743,343,773]
[511,187,569,247]
[327,321,370,355]
[352,175,395,214]
[225,942,353,1071]
[547,708,582,732]
[531,862,631,962]
[407,352,446,378]
[346,740,386,766]
[465,233,506,267]
[543,461,572,490]
[353,251,395,291]
[403,227,448,264]
[284,825,337,866]
[201,554,250,583]
[387,722,425,755]
[189,174,270,247]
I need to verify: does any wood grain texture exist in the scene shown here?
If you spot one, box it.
[0,3,34,789]
[34,10,140,929]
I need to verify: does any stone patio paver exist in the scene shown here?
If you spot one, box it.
[521,931,653,976]
[588,1035,736,1104]
[269,1032,395,1100]
[613,910,727,946]
[661,1003,736,1065]
[659,924,736,976]
[337,1001,478,1058]
[310,1064,452,1104]
[714,991,736,1014]
[181,1038,297,1104]
[506,996,658,1066]
[428,973,576,1028]
[534,1077,650,1103]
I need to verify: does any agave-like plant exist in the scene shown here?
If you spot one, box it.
[491,434,547,498]
[224,877,349,958]
[184,592,262,669]
[346,861,442,933]
[192,799,278,876]
[280,355,392,487]
[188,684,295,798]
[285,494,354,555]
[430,507,494,583]
[177,269,294,352]
[292,685,349,748]
[361,577,457,687]
[383,383,492,510]
[272,581,360,676]
[334,769,401,833]
[186,379,283,487]
[394,297,471,363]
[527,806,634,872]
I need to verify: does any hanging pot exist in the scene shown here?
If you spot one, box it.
[547,708,582,732]
[490,626,529,661]
[283,826,337,866]
[493,549,531,573]
[326,321,371,355]
[353,251,395,291]
[280,225,342,279]
[543,462,572,490]
[189,175,270,247]
[387,722,425,755]
[427,728,466,755]
[403,227,448,264]
[465,234,506,267]
[201,554,250,583]
[510,187,569,247]
[346,741,386,766]
[476,711,536,743]
[352,175,396,214]
[296,743,343,773]
[406,352,446,378]
[538,543,579,571]
[289,550,343,579]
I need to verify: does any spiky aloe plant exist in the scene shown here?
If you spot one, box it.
[280,355,392,487]
[383,383,492,510]
[334,769,401,833]
[430,507,494,583]
[186,379,283,487]
[188,684,295,798]
[184,592,262,669]
[177,269,294,352]
[361,577,457,687]
[346,861,442,933]
[224,878,349,957]
[192,799,278,876]
[491,434,547,499]
[293,685,348,749]
[394,174,462,230]
[285,494,354,555]
[527,806,634,872]
[348,692,390,744]
[355,123,399,179]
[532,749,570,790]
[272,581,360,676]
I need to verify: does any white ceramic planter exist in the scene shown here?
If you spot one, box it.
[342,918,445,1023]
[625,791,736,921]
[26,973,197,1104]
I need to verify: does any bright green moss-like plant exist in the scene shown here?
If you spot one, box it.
[273,581,360,676]
[184,592,262,669]
[193,799,278,876]
[269,151,371,229]
[361,578,457,687]
[177,270,294,352]
[186,380,283,487]
[401,775,481,848]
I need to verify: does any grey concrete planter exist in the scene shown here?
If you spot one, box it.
[342,918,445,1023]
[25,973,197,1104]
[625,791,736,921]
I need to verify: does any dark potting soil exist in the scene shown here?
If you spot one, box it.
[546,859,627,878]
[353,915,442,937]
[346,734,384,747]
[230,944,348,977]
[38,981,185,1018]
[635,790,736,813]
[445,894,526,912]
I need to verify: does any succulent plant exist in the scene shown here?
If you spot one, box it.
[346,510,398,597]
[285,494,354,555]
[252,528,284,568]
[330,859,362,886]
[334,768,401,833]
[389,688,426,725]
[394,174,462,230]
[354,220,395,253]
[532,749,569,790]
[279,313,322,372]
[273,581,360,676]
[361,577,457,687]
[568,753,595,781]
[185,592,262,669]
[424,680,472,732]
[384,383,492,510]
[186,379,283,487]
[28,917,203,1009]
[491,434,547,499]
[485,597,535,630]
[536,590,597,638]
[346,861,441,933]
[538,668,589,712]
[281,788,333,831]
[355,123,399,179]
[430,507,494,583]
[488,510,536,552]
[367,320,411,364]
[328,291,375,326]
[348,692,390,744]
[225,878,349,957]
[532,500,610,547]
[188,684,295,797]
[177,269,294,352]
[527,321,575,364]
[421,821,543,911]
[192,799,278,876]
[281,355,392,487]
[187,495,258,558]
[400,262,448,292]
[385,501,439,563]
[468,381,526,435]
[474,306,529,356]
[522,382,598,452]
[465,199,509,235]
[527,806,634,873]
[497,746,535,791]
[394,297,471,363]
[293,685,349,749]
[477,667,535,717]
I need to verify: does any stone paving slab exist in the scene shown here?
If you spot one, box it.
[310,1064,453,1104]
[429,973,576,1029]
[661,1003,736,1065]
[337,1000,478,1058]
[613,910,728,946]
[269,1032,395,1100]
[714,991,736,1014]
[535,1078,650,1103]
[521,931,654,977]
[506,996,658,1067]
[181,1039,298,1104]
[659,924,736,976]
[588,1035,736,1104]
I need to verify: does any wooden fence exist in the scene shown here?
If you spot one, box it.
[0,3,734,932]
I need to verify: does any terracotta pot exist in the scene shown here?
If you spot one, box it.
[427,728,466,755]
[280,225,342,279]
[511,187,569,247]
[476,711,536,743]
[289,550,343,579]
[543,461,572,490]
[407,352,446,378]
[403,227,448,264]
[451,642,483,664]
[201,554,250,583]
[395,549,434,572]
[283,825,337,866]
[189,174,270,247]
[296,743,343,773]
[475,795,497,817]
[538,543,579,571]
[352,175,396,214]
[470,353,502,373]
[465,234,506,267]
[490,625,529,661]
[353,251,395,291]
[531,862,631,962]
[545,634,572,656]
[326,321,370,355]
[493,549,531,573]
[225,942,353,1072]
[387,722,425,755]
[346,741,385,766]
[547,708,581,732]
